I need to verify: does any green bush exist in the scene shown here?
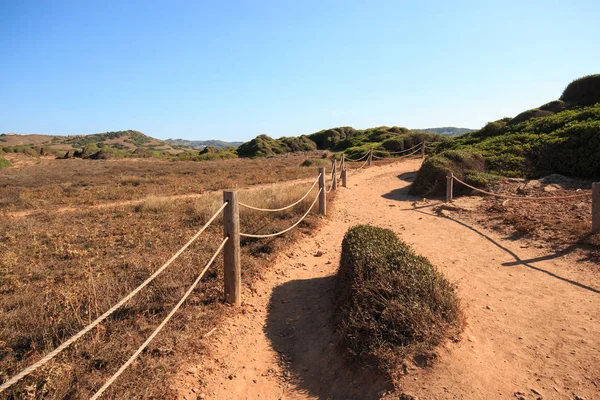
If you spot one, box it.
[0,157,12,169]
[237,134,288,158]
[410,149,486,195]
[300,158,330,167]
[560,74,600,106]
[1,146,39,157]
[335,225,463,381]
[509,108,554,125]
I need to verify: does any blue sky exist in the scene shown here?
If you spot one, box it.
[1,1,599,141]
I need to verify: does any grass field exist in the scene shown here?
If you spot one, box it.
[0,153,333,398]
[0,153,320,212]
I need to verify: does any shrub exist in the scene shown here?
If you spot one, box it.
[300,158,330,167]
[410,149,486,195]
[509,108,554,125]
[335,225,463,382]
[237,134,288,158]
[560,74,600,106]
[134,196,174,213]
[0,157,12,169]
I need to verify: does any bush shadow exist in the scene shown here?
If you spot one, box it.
[264,276,393,399]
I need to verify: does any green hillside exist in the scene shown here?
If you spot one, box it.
[237,126,446,158]
[414,127,474,137]
[165,138,244,149]
[0,130,214,161]
[411,74,600,195]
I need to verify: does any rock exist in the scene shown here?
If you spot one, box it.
[399,393,418,400]
[314,251,324,257]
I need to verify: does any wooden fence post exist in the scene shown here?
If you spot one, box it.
[332,162,337,191]
[340,154,345,172]
[593,182,600,233]
[367,148,373,167]
[341,168,347,187]
[223,191,241,306]
[446,173,454,202]
[421,140,425,159]
[318,168,326,215]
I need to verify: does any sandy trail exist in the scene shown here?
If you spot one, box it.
[178,159,600,400]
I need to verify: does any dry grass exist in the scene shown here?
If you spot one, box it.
[0,157,329,398]
[0,154,322,212]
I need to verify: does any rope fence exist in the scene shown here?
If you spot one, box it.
[0,201,228,394]
[372,145,422,160]
[239,174,321,212]
[373,141,422,155]
[445,172,600,233]
[240,188,322,238]
[90,236,229,399]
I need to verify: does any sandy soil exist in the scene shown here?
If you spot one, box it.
[175,159,600,400]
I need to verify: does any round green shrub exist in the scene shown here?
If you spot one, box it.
[335,225,463,382]
[509,108,554,125]
[0,157,12,169]
[560,74,600,106]
[410,149,486,195]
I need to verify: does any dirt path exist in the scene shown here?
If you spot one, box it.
[176,159,600,400]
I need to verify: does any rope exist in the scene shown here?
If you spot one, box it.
[240,188,321,238]
[0,202,228,394]
[325,168,337,193]
[373,141,422,155]
[350,157,370,176]
[238,174,320,212]
[371,146,422,160]
[343,152,369,162]
[452,176,591,201]
[90,236,229,400]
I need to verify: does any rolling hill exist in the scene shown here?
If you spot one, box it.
[410,74,600,195]
[165,139,243,149]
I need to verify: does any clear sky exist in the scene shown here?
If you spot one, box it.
[1,1,599,141]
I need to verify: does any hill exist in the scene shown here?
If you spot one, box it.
[0,130,210,161]
[237,126,447,158]
[414,127,474,137]
[165,138,243,149]
[411,74,600,195]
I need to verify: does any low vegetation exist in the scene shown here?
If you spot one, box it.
[411,74,600,195]
[234,126,448,159]
[0,156,318,212]
[0,169,325,398]
[0,157,11,169]
[334,225,463,383]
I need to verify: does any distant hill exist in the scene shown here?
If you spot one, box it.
[0,130,194,157]
[165,139,243,149]
[414,127,474,137]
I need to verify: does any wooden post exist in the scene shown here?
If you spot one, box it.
[332,161,337,191]
[367,148,373,167]
[223,191,241,306]
[446,173,454,202]
[421,140,425,159]
[593,182,600,233]
[341,168,347,187]
[318,168,326,215]
[340,154,345,172]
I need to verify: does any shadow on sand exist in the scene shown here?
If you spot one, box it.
[381,176,599,294]
[264,275,393,399]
